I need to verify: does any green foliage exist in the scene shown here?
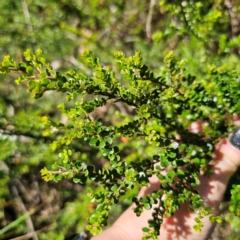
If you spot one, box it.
[229,184,240,216]
[1,44,240,238]
[1,0,240,239]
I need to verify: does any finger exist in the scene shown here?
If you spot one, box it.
[188,114,240,134]
[212,129,240,175]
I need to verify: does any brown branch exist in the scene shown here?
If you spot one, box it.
[21,0,33,33]
[7,224,52,240]
[10,186,39,240]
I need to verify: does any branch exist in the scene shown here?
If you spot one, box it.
[4,224,52,240]
[10,185,39,240]
[146,0,156,39]
[20,0,33,34]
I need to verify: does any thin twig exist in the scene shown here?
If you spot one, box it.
[146,0,156,39]
[21,0,33,33]
[11,186,39,240]
[224,0,235,38]
[9,224,52,240]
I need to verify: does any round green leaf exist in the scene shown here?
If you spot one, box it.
[26,66,33,74]
[143,203,151,210]
[89,138,99,146]
[99,140,106,148]
[73,178,80,183]
[142,227,150,232]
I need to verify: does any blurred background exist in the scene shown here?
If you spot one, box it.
[1,0,240,239]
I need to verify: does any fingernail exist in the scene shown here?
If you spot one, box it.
[229,129,240,150]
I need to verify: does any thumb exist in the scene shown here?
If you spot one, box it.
[212,128,240,176]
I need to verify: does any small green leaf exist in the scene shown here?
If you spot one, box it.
[193,158,200,164]
[2,56,11,67]
[40,72,47,78]
[160,156,169,167]
[143,203,151,210]
[89,138,99,146]
[99,140,106,148]
[41,79,49,86]
[86,126,94,134]
[47,81,55,88]
[73,178,81,183]
[108,154,115,161]
[2,61,10,67]
[18,62,27,71]
[167,169,175,179]
[57,81,64,88]
[106,138,113,145]
[55,174,63,181]
[140,197,147,203]
[168,152,176,158]
[111,185,118,192]
[26,66,33,74]
[215,217,222,223]
[96,203,105,212]
[176,169,185,176]
[142,227,150,232]
[36,49,43,55]
[28,80,37,91]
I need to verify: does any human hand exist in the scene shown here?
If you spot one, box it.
[91,119,240,240]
